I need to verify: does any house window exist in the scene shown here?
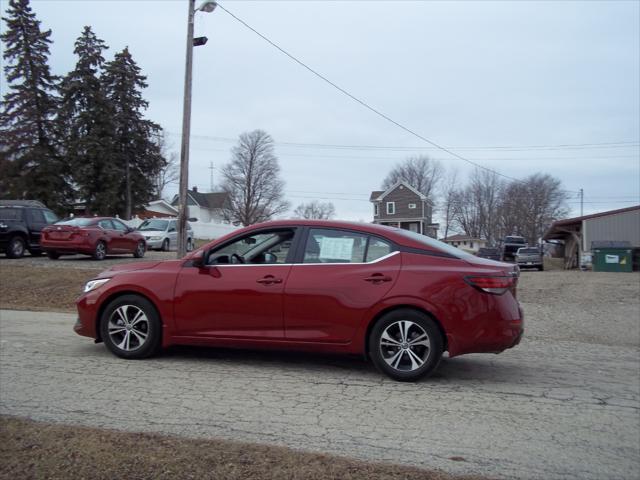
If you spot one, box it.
[374,203,379,216]
[408,203,416,209]
[386,202,395,215]
[470,242,474,249]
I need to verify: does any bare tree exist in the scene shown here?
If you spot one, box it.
[452,168,503,244]
[499,174,568,244]
[440,168,459,239]
[293,200,336,219]
[151,132,179,200]
[221,130,289,226]
[382,155,444,201]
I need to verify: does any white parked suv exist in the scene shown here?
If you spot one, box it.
[136,218,194,252]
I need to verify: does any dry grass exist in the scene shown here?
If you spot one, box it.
[0,416,490,480]
[0,264,99,312]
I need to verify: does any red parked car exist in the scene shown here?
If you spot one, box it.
[75,220,523,381]
[41,217,146,260]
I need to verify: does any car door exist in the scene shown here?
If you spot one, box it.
[112,219,136,252]
[173,228,298,339]
[283,228,401,343]
[26,209,47,247]
[97,219,118,252]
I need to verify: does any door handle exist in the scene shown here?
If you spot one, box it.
[364,274,392,283]
[256,276,283,285]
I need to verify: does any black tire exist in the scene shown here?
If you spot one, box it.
[368,309,444,382]
[47,251,60,260]
[133,240,146,258]
[538,265,544,271]
[6,236,26,259]
[100,294,162,359]
[93,241,107,260]
[161,239,169,251]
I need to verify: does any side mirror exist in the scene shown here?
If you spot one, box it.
[126,227,134,233]
[264,253,277,264]
[188,217,198,222]
[191,251,206,268]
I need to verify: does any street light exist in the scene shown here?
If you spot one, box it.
[177,0,217,258]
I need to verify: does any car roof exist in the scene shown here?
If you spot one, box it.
[234,219,445,251]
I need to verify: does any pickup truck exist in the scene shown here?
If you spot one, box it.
[0,201,59,258]
[501,235,527,262]
[515,246,544,271]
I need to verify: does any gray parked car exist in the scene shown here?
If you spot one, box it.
[515,246,544,271]
[136,218,194,252]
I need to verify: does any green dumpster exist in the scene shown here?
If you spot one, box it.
[592,247,633,273]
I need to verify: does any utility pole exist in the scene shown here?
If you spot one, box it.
[579,188,584,217]
[177,0,196,259]
[209,161,215,192]
[177,0,216,258]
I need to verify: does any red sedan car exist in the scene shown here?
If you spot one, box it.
[75,220,523,381]
[42,217,146,260]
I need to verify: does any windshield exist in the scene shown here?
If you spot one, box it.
[393,229,475,259]
[138,219,168,231]
[505,236,526,244]
[55,218,95,227]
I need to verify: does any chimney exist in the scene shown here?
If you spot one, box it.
[192,186,198,193]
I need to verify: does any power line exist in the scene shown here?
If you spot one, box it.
[215,2,528,184]
[168,131,640,152]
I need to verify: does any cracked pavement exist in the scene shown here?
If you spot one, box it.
[1,271,639,479]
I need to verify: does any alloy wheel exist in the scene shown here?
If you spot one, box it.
[379,320,431,372]
[107,305,149,352]
[10,238,25,258]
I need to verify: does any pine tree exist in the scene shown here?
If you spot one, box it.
[58,26,119,215]
[0,0,72,211]
[102,47,165,219]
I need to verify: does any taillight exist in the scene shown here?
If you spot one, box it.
[465,276,517,295]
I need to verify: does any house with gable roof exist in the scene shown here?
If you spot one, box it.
[370,180,439,238]
[170,186,230,223]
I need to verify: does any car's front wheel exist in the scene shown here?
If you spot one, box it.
[161,239,169,251]
[100,295,162,359]
[369,309,444,382]
[93,241,107,260]
[133,240,145,258]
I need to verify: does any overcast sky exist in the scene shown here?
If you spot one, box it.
[2,0,639,222]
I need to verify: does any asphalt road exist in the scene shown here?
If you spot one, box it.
[1,304,638,479]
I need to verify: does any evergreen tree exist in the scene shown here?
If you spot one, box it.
[58,26,118,215]
[102,47,165,219]
[0,0,72,211]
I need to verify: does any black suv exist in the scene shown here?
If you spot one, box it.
[0,201,59,258]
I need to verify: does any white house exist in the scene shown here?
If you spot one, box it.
[170,187,230,223]
[442,234,487,253]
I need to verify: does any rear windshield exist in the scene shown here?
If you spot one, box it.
[518,248,540,254]
[55,218,96,227]
[392,229,474,259]
[0,208,22,220]
[505,236,526,244]
[138,219,168,231]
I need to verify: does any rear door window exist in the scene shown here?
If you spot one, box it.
[99,220,114,230]
[365,237,394,262]
[28,209,45,224]
[303,229,368,264]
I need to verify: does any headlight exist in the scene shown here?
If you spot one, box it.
[84,278,110,293]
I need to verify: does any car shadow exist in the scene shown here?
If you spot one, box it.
[157,345,524,384]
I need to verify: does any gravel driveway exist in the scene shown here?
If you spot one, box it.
[1,271,639,479]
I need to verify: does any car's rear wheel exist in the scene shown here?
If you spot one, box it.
[100,295,162,359]
[161,239,169,251]
[369,309,443,382]
[6,236,26,258]
[133,240,145,258]
[47,251,60,260]
[93,241,107,260]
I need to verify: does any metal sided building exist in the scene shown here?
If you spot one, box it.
[543,205,640,270]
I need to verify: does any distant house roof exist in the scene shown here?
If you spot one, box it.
[369,181,429,203]
[171,188,230,210]
[442,234,485,242]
